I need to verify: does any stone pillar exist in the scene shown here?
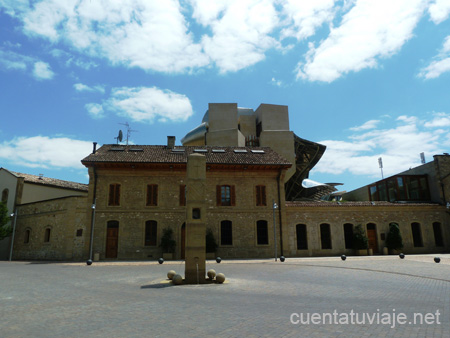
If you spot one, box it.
[184,153,207,284]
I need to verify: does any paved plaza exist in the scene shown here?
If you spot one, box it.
[1,255,449,337]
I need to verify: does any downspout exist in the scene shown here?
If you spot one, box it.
[277,168,284,256]
[88,166,98,261]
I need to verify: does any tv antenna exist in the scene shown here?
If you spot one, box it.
[115,130,123,144]
[119,122,138,145]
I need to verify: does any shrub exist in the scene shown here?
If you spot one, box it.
[353,224,369,250]
[160,228,176,253]
[205,228,218,253]
[385,222,403,251]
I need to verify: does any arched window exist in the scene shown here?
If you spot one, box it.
[343,223,354,249]
[432,222,444,247]
[411,222,423,247]
[320,223,332,249]
[296,224,308,250]
[44,228,51,243]
[220,220,232,245]
[256,220,269,245]
[1,188,8,203]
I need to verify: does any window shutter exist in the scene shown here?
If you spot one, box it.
[261,186,266,206]
[180,185,186,206]
[230,185,236,206]
[153,185,158,206]
[216,185,221,206]
[115,184,120,206]
[109,185,114,205]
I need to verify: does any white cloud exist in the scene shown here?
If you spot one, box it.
[85,103,105,119]
[0,50,29,70]
[87,86,193,123]
[15,0,208,73]
[297,0,428,82]
[192,0,280,72]
[419,36,450,79]
[32,61,54,80]
[428,0,450,24]
[313,114,448,178]
[74,83,105,93]
[280,0,336,41]
[0,136,93,169]
[270,77,283,87]
[424,112,450,127]
[349,119,381,131]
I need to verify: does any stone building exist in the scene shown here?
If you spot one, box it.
[0,168,88,260]
[4,103,450,261]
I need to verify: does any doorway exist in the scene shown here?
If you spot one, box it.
[366,223,378,254]
[106,221,119,258]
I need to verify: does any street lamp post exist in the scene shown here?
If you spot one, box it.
[273,200,278,262]
[88,201,96,262]
[9,210,17,262]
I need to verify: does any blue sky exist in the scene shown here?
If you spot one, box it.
[1,0,450,192]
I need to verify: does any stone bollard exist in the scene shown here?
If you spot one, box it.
[215,273,225,283]
[167,270,176,280]
[207,269,216,280]
[172,274,183,285]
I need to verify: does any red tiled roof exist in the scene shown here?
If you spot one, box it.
[81,145,292,167]
[11,171,88,192]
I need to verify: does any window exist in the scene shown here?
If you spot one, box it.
[192,208,201,219]
[411,222,423,247]
[44,228,51,243]
[221,220,232,245]
[296,224,308,250]
[180,185,186,206]
[257,220,269,245]
[145,221,157,246]
[146,184,158,206]
[24,229,31,244]
[343,223,354,249]
[320,223,332,249]
[433,222,444,247]
[108,184,120,206]
[76,229,83,237]
[216,185,235,206]
[2,188,8,203]
[256,185,267,206]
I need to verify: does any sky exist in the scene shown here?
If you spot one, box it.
[0,0,450,192]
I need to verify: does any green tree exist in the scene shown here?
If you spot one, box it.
[0,202,12,241]
[353,224,368,250]
[385,222,403,251]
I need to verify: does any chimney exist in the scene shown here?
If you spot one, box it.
[92,142,98,154]
[167,136,175,149]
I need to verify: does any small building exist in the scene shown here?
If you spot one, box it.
[0,168,88,260]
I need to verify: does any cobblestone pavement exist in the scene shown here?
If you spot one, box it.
[1,254,449,338]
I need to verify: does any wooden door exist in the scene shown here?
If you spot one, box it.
[106,227,119,258]
[367,224,378,254]
[181,223,186,260]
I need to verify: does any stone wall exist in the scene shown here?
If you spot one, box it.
[284,202,450,257]
[87,167,283,260]
[12,196,87,260]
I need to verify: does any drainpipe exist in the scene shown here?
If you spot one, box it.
[277,168,284,256]
[88,167,98,261]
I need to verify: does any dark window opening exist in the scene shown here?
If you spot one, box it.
[343,223,353,249]
[221,220,232,245]
[192,208,201,219]
[257,220,269,245]
[411,222,423,247]
[145,220,157,246]
[433,222,444,247]
[76,229,83,237]
[320,223,332,249]
[146,184,158,206]
[44,228,51,243]
[24,229,30,244]
[296,224,308,250]
[256,185,267,206]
